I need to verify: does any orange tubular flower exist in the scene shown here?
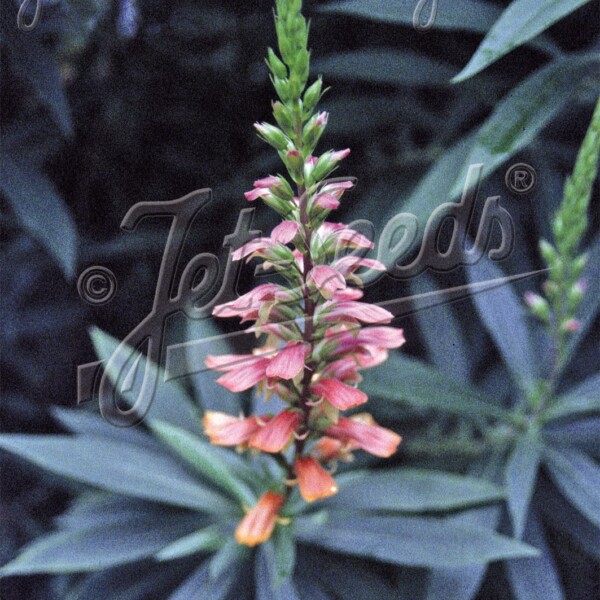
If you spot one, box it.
[235,491,286,547]
[203,411,266,446]
[294,456,338,502]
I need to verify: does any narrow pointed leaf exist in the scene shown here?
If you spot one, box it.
[0,434,235,513]
[506,510,565,600]
[506,428,543,538]
[363,353,513,422]
[453,0,593,82]
[148,419,256,505]
[450,54,600,198]
[155,525,224,561]
[545,448,600,528]
[168,562,239,600]
[318,0,502,33]
[465,256,538,388]
[296,513,539,567]
[329,468,504,513]
[0,513,198,575]
[90,327,202,434]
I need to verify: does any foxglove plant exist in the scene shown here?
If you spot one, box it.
[203,0,403,546]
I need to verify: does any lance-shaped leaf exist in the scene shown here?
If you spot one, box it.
[155,525,225,561]
[450,53,600,198]
[313,49,456,87]
[318,0,502,33]
[256,539,300,599]
[363,353,513,422]
[506,510,565,600]
[505,427,543,539]
[453,0,594,82]
[327,468,504,513]
[296,513,539,568]
[148,419,257,506]
[0,434,235,514]
[90,327,202,435]
[167,562,240,600]
[465,255,538,389]
[545,448,600,528]
[0,152,77,279]
[543,372,600,422]
[0,511,199,575]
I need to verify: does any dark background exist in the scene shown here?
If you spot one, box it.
[1,1,599,598]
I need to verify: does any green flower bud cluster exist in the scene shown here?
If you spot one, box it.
[526,96,599,365]
[263,0,328,181]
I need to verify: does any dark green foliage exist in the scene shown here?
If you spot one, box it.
[1,1,599,599]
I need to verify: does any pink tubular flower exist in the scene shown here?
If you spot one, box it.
[314,193,340,210]
[210,355,270,392]
[253,175,282,188]
[332,256,386,276]
[250,410,302,453]
[294,456,338,502]
[266,341,310,380]
[322,301,394,324]
[212,283,287,319]
[308,265,347,298]
[231,238,277,261]
[311,378,368,410]
[235,491,285,546]
[325,414,401,458]
[244,188,271,202]
[271,220,301,244]
[203,411,266,446]
[332,148,351,161]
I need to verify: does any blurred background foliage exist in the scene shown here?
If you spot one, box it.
[1,0,599,599]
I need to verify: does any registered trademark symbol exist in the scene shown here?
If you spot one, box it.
[505,163,537,194]
[77,266,117,305]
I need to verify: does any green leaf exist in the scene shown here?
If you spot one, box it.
[453,0,594,82]
[465,256,538,388]
[0,434,235,514]
[505,428,543,538]
[506,511,565,600]
[0,152,77,279]
[180,318,244,414]
[52,406,159,451]
[318,0,502,33]
[545,448,600,528]
[363,353,513,422]
[313,49,456,87]
[168,562,240,600]
[148,419,256,506]
[271,525,297,587]
[0,512,198,575]
[255,539,300,600]
[409,273,471,381]
[450,53,600,198]
[155,525,224,561]
[296,513,539,567]
[90,327,202,435]
[208,537,249,580]
[4,21,73,137]
[543,374,600,422]
[329,468,504,513]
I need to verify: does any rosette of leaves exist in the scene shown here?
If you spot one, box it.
[0,326,540,599]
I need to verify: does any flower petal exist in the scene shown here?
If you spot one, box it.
[295,456,338,502]
[311,378,368,410]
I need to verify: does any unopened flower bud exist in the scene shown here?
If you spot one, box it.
[539,239,557,267]
[523,291,550,322]
[303,77,323,112]
[267,48,287,79]
[560,318,581,333]
[255,122,290,151]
